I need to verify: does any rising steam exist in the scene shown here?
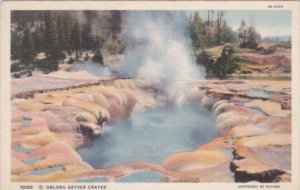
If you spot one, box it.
[116,11,205,100]
[66,11,205,102]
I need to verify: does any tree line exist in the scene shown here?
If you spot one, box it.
[189,11,238,49]
[11,11,123,71]
[189,11,260,50]
[189,11,262,79]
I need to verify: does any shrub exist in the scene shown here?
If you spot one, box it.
[11,62,23,72]
[84,53,90,61]
[212,45,239,79]
[92,50,104,64]
[196,50,215,76]
[239,41,258,50]
[67,57,75,64]
[196,46,239,79]
[35,59,59,73]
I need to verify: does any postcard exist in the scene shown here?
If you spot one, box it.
[1,1,299,190]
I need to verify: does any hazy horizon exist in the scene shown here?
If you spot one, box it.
[196,10,291,38]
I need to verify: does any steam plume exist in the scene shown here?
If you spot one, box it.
[117,11,205,100]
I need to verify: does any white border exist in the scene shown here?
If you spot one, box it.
[1,1,300,190]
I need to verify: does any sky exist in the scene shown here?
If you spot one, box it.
[197,10,291,38]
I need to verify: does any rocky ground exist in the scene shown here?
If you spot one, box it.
[11,72,291,183]
[171,80,291,182]
[206,42,291,76]
[11,50,124,78]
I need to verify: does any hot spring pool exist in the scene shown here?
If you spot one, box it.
[246,90,277,98]
[77,103,216,181]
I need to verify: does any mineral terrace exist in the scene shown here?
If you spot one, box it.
[11,71,291,182]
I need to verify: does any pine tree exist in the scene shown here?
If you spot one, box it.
[57,16,66,51]
[238,20,258,49]
[205,10,214,47]
[109,11,122,40]
[11,31,22,59]
[190,12,206,49]
[82,23,93,50]
[247,26,258,49]
[93,36,102,50]
[215,11,224,45]
[32,25,45,52]
[70,22,81,50]
[220,21,236,43]
[238,20,248,44]
[44,12,60,60]
[20,27,35,65]
[62,13,73,51]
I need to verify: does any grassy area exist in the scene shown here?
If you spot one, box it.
[203,42,291,78]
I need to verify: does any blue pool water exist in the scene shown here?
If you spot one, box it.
[23,157,43,165]
[78,177,109,183]
[14,146,36,153]
[22,119,32,127]
[249,108,267,115]
[27,166,64,176]
[118,171,163,182]
[246,90,276,98]
[77,104,216,182]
